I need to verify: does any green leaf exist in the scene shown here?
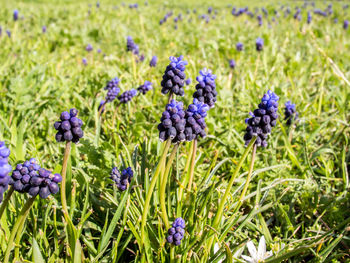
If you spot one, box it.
[32,237,45,263]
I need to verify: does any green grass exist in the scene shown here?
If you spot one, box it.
[0,0,349,262]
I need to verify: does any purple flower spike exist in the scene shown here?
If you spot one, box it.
[161,55,187,96]
[13,10,19,21]
[166,218,185,246]
[229,59,236,69]
[149,56,157,67]
[244,90,279,147]
[193,68,217,108]
[256,37,264,51]
[236,42,243,51]
[284,101,298,125]
[184,99,210,141]
[86,44,93,52]
[137,81,153,95]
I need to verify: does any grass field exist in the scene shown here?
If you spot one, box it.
[0,0,349,262]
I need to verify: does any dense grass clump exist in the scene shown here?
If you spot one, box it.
[0,0,350,262]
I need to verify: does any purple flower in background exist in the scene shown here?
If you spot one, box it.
[257,14,263,26]
[284,101,298,125]
[98,100,106,114]
[149,55,157,67]
[42,26,47,33]
[96,1,100,8]
[236,42,243,51]
[110,167,133,191]
[82,58,88,65]
[104,77,120,102]
[334,18,338,23]
[307,12,311,24]
[13,10,19,21]
[185,78,191,85]
[0,27,2,37]
[126,36,139,55]
[86,44,93,52]
[137,54,145,63]
[118,89,138,103]
[229,59,235,69]
[97,48,102,53]
[0,142,12,203]
[344,20,349,30]
[256,37,264,51]
[6,30,11,38]
[208,7,213,14]
[137,81,153,95]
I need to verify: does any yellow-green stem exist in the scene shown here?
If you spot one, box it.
[207,138,256,250]
[0,186,14,219]
[140,140,171,248]
[4,196,36,263]
[160,144,179,229]
[61,141,71,217]
[177,141,194,203]
[187,139,197,192]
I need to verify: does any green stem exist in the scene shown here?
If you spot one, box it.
[61,141,71,217]
[0,186,14,220]
[177,141,194,214]
[170,246,175,263]
[160,144,179,229]
[207,138,256,251]
[4,196,36,263]
[186,139,197,192]
[140,140,171,248]
[232,143,257,214]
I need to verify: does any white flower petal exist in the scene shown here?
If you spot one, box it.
[241,255,255,263]
[247,241,258,259]
[265,250,273,259]
[214,243,220,254]
[257,236,266,259]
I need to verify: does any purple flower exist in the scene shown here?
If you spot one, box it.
[13,10,19,21]
[166,218,185,246]
[256,37,264,51]
[193,68,217,108]
[149,56,157,67]
[344,20,349,30]
[82,58,88,65]
[126,36,139,55]
[118,89,138,104]
[244,90,279,147]
[104,77,120,102]
[42,26,47,33]
[86,44,93,52]
[229,59,235,69]
[98,100,106,113]
[110,167,133,191]
[184,99,210,141]
[137,81,153,95]
[185,78,191,85]
[6,30,11,38]
[307,12,311,24]
[0,142,11,203]
[236,42,243,51]
[54,109,84,143]
[161,56,188,96]
[284,101,298,125]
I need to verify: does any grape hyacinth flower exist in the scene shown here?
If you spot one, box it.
[10,158,41,194]
[229,59,236,69]
[86,44,93,52]
[244,90,279,147]
[284,101,298,125]
[104,77,120,102]
[184,99,209,141]
[166,218,185,246]
[236,42,243,51]
[98,100,106,114]
[185,78,191,85]
[126,36,139,55]
[137,81,153,95]
[13,10,19,21]
[149,55,157,67]
[256,37,264,51]
[42,26,47,33]
[6,30,11,38]
[118,89,138,104]
[110,167,133,191]
[307,11,312,24]
[161,56,187,96]
[82,58,87,65]
[193,68,217,108]
[0,142,12,203]
[344,20,349,30]
[158,100,186,143]
[28,168,62,199]
[54,108,84,144]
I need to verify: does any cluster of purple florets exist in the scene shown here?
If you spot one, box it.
[104,77,120,102]
[184,99,209,141]
[284,101,298,125]
[159,12,173,25]
[161,56,187,96]
[0,142,12,203]
[54,109,84,144]
[110,167,133,191]
[193,69,217,108]
[256,37,264,51]
[229,59,236,69]
[158,100,186,143]
[244,90,279,147]
[137,81,153,95]
[166,218,185,246]
[236,42,243,51]
[149,56,157,67]
[10,159,62,199]
[118,89,138,103]
[126,36,139,55]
